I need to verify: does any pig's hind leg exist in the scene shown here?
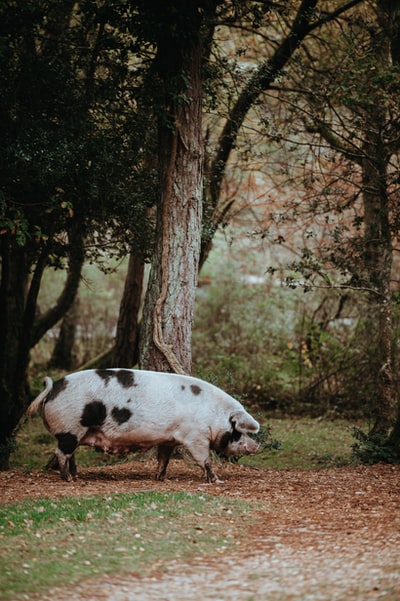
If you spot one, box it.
[54,432,79,482]
[46,452,60,471]
[45,452,76,478]
[46,451,77,477]
[155,444,175,480]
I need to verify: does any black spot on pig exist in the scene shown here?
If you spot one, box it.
[214,428,242,453]
[55,432,78,455]
[80,400,107,427]
[96,369,113,385]
[96,369,136,388]
[190,384,202,396]
[215,431,231,453]
[111,406,132,425]
[47,378,68,402]
[181,385,186,391]
[115,370,136,388]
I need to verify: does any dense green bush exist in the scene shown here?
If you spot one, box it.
[193,278,297,409]
[352,427,400,464]
[192,269,379,418]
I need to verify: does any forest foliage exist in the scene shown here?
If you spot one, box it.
[1,0,400,467]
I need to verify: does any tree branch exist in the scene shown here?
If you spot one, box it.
[312,0,366,29]
[304,119,364,164]
[209,0,367,207]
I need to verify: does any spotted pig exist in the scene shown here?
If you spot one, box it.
[27,369,260,483]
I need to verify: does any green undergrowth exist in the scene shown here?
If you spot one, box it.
[240,417,359,469]
[0,491,256,600]
[12,415,359,473]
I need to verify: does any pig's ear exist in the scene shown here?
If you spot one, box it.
[230,411,259,433]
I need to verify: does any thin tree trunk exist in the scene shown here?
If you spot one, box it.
[112,252,144,368]
[48,296,80,370]
[305,1,397,438]
[376,0,400,447]
[0,222,84,468]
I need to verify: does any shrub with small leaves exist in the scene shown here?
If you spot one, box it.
[352,427,400,465]
[253,423,282,452]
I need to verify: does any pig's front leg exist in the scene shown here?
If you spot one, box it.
[187,440,223,484]
[204,457,222,484]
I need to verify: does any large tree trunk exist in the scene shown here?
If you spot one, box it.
[139,1,204,374]
[379,0,400,451]
[361,1,396,437]
[0,223,84,469]
[0,236,46,469]
[0,237,28,469]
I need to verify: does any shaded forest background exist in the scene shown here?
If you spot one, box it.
[2,0,400,468]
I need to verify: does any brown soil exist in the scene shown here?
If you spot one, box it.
[1,460,400,600]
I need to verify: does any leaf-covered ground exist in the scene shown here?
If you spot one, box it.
[1,460,400,600]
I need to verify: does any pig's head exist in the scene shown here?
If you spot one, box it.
[220,431,260,457]
[213,410,260,458]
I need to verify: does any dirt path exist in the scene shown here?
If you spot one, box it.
[1,461,400,600]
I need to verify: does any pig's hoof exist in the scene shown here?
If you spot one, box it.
[60,470,76,483]
[207,474,224,484]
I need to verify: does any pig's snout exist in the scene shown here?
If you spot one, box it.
[244,438,260,455]
[225,434,260,457]
[237,434,260,455]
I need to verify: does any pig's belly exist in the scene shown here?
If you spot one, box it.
[80,427,176,454]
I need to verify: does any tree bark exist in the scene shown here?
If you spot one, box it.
[139,1,204,374]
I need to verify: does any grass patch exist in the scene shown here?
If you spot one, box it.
[0,491,256,600]
[240,417,359,470]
